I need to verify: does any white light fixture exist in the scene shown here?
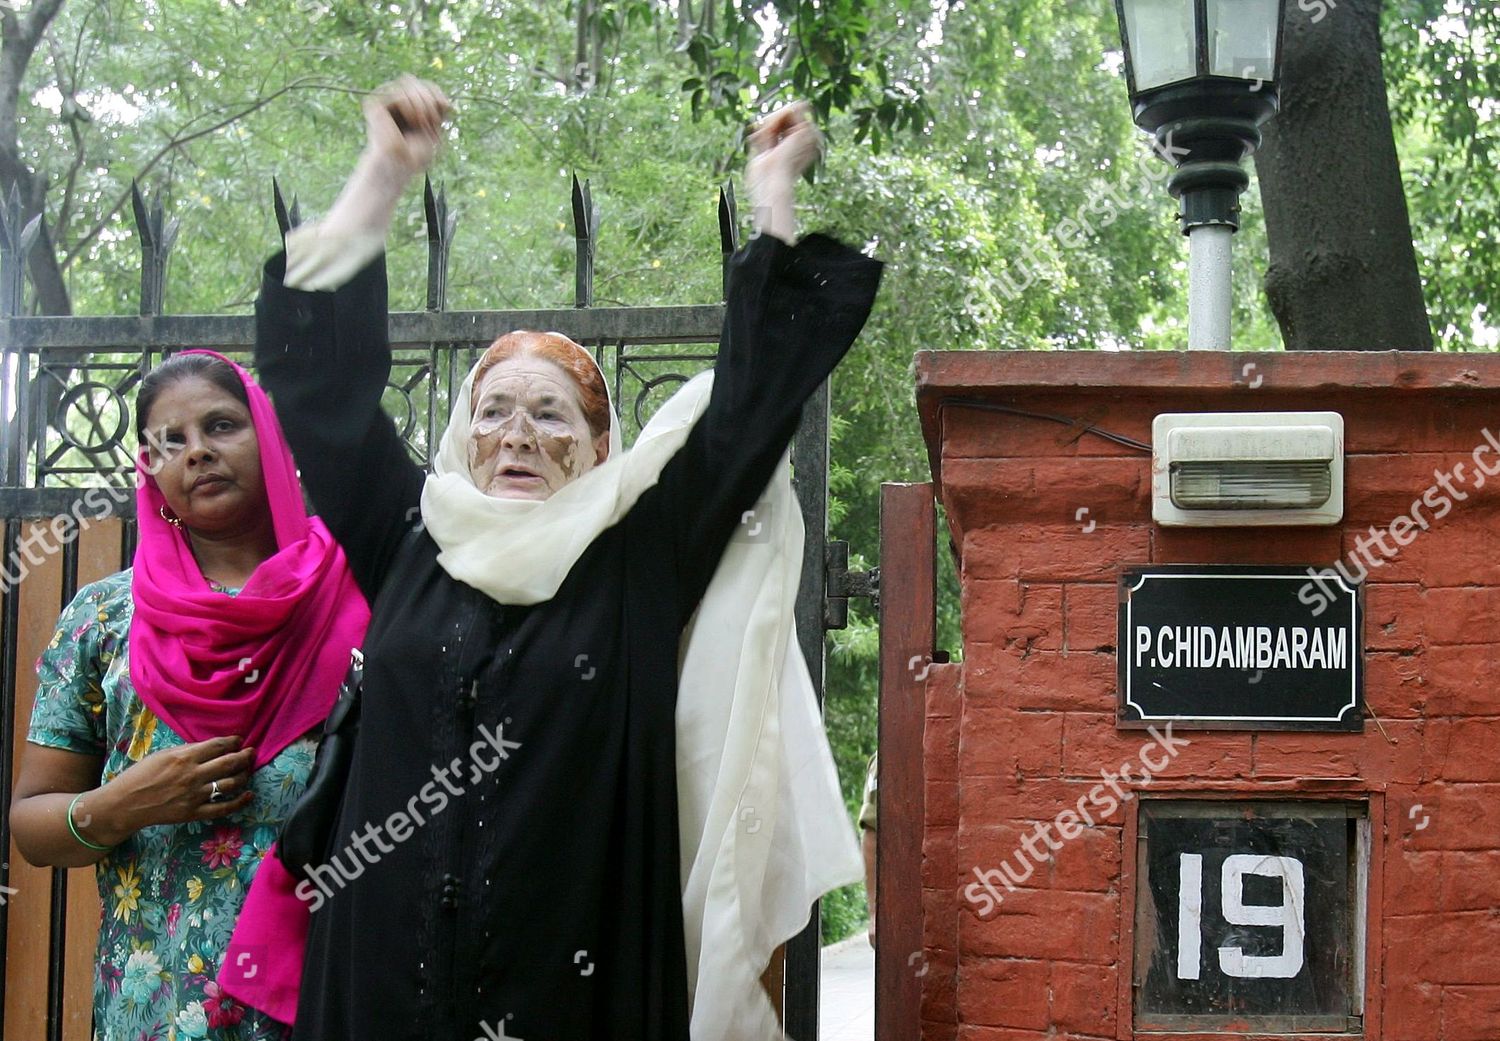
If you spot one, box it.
[1153,412,1344,526]
[1118,0,1285,97]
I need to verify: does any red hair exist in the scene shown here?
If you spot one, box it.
[469,331,611,440]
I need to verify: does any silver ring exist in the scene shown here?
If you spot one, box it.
[209,779,228,803]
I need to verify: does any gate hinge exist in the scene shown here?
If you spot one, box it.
[824,540,879,631]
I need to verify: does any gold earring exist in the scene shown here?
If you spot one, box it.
[159,505,184,529]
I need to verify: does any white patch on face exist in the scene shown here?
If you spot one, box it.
[467,357,602,500]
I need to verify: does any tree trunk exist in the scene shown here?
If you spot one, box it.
[2,0,75,486]
[1,4,70,318]
[0,0,70,318]
[1254,0,1432,350]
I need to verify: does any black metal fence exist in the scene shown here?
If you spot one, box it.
[0,174,873,1041]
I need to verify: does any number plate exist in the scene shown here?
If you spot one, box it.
[1134,800,1366,1032]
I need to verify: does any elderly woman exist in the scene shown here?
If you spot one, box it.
[230,77,881,1040]
[9,352,368,1041]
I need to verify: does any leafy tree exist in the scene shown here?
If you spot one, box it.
[1384,0,1500,348]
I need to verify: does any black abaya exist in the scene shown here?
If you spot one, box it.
[254,232,881,1041]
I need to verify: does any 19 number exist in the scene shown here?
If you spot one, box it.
[1177,853,1306,980]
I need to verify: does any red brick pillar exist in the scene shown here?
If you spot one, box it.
[912,352,1500,1041]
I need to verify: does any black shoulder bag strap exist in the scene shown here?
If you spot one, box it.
[277,647,363,883]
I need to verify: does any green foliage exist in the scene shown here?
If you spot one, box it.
[819,879,869,948]
[1384,1,1500,349]
[676,0,934,150]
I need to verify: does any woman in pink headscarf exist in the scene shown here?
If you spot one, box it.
[9,351,367,1041]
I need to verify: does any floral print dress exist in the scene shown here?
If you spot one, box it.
[28,569,318,1041]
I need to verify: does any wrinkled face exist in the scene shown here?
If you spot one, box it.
[467,356,609,500]
[142,376,268,533]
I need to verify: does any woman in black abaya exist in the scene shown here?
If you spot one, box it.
[222,76,882,1041]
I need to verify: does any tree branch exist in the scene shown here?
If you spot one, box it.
[44,25,87,236]
[452,89,567,163]
[59,77,342,270]
[21,0,67,44]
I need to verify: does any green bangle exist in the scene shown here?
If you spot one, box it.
[67,792,112,852]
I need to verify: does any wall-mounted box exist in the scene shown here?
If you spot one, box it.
[1153,412,1345,527]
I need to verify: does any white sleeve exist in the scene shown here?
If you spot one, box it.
[284,148,406,291]
[283,223,387,292]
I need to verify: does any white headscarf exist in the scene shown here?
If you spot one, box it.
[419,345,863,1040]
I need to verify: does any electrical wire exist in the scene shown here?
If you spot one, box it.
[939,399,1153,455]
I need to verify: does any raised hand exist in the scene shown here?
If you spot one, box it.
[745,101,824,243]
[311,75,454,250]
[363,75,452,185]
[747,102,824,186]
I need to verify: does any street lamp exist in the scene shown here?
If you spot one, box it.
[1114,0,1287,350]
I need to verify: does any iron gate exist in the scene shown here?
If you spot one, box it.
[0,176,875,1041]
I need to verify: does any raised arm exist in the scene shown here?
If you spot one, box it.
[634,104,883,626]
[253,78,451,600]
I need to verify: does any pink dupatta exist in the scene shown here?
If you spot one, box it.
[130,350,367,763]
[129,349,368,1025]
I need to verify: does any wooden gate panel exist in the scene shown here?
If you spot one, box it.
[60,518,119,1041]
[875,483,936,1041]
[6,522,65,1040]
[4,518,120,1041]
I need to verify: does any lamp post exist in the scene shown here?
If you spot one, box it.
[1114,0,1286,350]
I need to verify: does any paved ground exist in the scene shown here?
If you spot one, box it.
[819,932,875,1041]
